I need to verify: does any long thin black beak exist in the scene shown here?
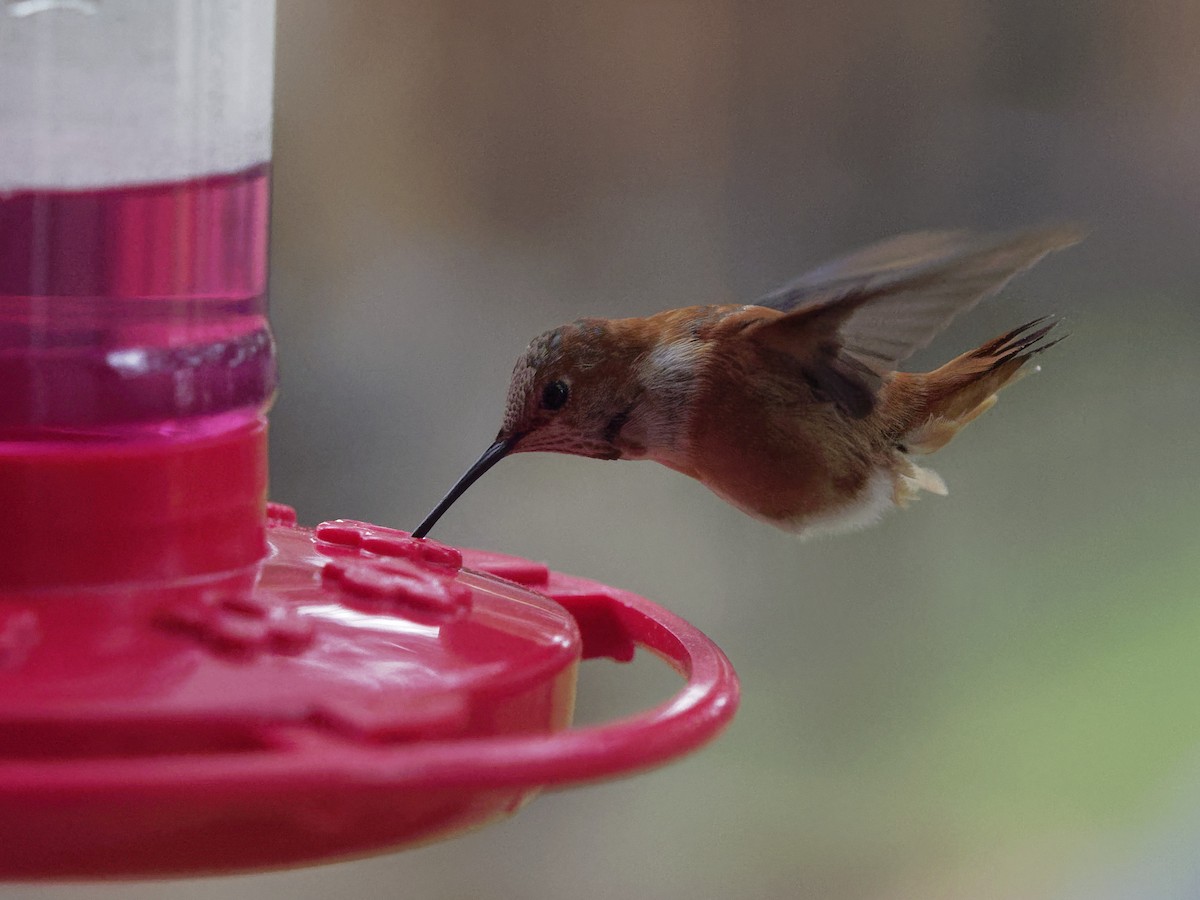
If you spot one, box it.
[410,436,517,539]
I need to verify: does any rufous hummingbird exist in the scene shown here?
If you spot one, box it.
[411,226,1079,539]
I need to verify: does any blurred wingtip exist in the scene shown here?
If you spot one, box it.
[1010,221,1088,254]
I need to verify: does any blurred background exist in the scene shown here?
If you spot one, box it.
[15,1,1199,898]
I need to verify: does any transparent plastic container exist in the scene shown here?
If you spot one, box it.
[1,0,276,441]
[0,0,277,587]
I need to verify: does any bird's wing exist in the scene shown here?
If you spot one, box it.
[747,226,1082,417]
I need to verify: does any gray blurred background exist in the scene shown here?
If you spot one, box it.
[16,1,1200,899]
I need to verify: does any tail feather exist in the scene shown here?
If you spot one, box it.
[974,316,1065,366]
[901,316,1064,455]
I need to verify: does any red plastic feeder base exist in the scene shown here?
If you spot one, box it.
[0,505,738,879]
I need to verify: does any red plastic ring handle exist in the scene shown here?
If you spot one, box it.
[328,568,740,789]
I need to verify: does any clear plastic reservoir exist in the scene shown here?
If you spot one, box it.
[0,1,276,442]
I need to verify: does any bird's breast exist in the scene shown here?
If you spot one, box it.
[682,363,880,526]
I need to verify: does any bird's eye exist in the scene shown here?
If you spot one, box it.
[541,380,570,411]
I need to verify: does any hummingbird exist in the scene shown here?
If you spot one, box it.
[411,226,1079,539]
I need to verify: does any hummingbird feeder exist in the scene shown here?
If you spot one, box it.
[0,0,739,879]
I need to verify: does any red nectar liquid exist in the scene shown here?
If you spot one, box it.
[0,165,275,442]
